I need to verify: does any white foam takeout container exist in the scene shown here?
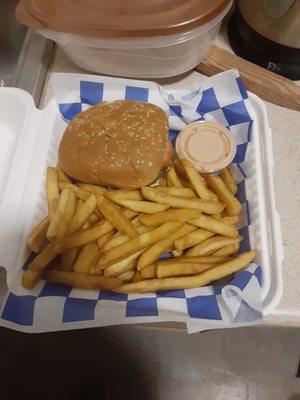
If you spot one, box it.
[0,87,283,314]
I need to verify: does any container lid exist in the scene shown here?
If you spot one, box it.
[175,121,236,173]
[16,0,231,38]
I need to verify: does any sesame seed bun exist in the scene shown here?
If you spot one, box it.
[58,100,170,189]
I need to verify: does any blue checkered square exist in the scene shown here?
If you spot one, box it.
[59,102,82,121]
[157,290,186,298]
[169,129,179,147]
[254,266,262,287]
[238,227,251,253]
[196,88,220,115]
[222,101,252,126]
[1,293,36,326]
[237,180,246,203]
[126,298,158,317]
[125,86,149,102]
[39,282,72,298]
[80,81,103,105]
[169,105,182,116]
[231,270,253,291]
[99,290,128,302]
[245,201,251,225]
[187,295,222,320]
[234,143,248,164]
[63,298,97,322]
[236,77,248,100]
[159,252,172,260]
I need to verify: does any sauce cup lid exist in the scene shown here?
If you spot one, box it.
[175,121,236,173]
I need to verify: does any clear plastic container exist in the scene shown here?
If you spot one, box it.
[16,0,232,78]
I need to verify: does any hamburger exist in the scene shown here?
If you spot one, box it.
[58,100,173,189]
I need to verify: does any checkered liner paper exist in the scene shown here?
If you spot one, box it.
[0,69,263,333]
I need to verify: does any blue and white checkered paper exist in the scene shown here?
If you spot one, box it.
[0,70,262,333]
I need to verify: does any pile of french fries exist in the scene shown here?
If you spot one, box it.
[22,160,256,293]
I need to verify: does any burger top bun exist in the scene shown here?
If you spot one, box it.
[58,100,170,189]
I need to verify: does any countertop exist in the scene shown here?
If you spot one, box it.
[39,28,300,329]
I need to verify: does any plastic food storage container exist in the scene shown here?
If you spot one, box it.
[16,0,232,78]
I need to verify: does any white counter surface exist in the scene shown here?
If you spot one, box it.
[40,28,300,328]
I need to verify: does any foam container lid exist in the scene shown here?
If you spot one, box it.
[0,88,58,287]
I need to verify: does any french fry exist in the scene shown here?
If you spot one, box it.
[121,209,139,220]
[139,208,200,226]
[27,217,50,253]
[220,167,237,195]
[188,215,237,238]
[74,241,99,274]
[103,234,133,251]
[141,187,224,214]
[206,175,241,216]
[22,270,43,290]
[187,236,242,257]
[207,189,218,201]
[137,223,193,270]
[27,241,61,273]
[56,166,72,183]
[118,270,135,282]
[157,187,196,198]
[174,228,214,252]
[131,216,143,228]
[61,248,78,271]
[167,166,183,187]
[156,255,231,266]
[58,182,90,201]
[181,159,211,200]
[173,158,187,178]
[115,250,256,293]
[101,250,144,277]
[97,231,115,250]
[110,215,140,238]
[77,182,107,195]
[83,220,92,229]
[97,195,138,239]
[68,194,97,234]
[150,175,168,187]
[206,189,222,219]
[221,216,239,225]
[44,270,121,290]
[179,178,195,190]
[102,225,152,253]
[90,213,100,225]
[59,220,114,252]
[60,209,138,254]
[132,271,142,283]
[95,222,181,270]
[171,249,183,257]
[214,242,240,256]
[106,190,143,202]
[157,262,215,278]
[46,188,76,240]
[112,199,169,214]
[140,264,156,279]
[46,167,59,219]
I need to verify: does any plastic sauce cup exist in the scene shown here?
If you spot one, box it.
[175,121,236,174]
